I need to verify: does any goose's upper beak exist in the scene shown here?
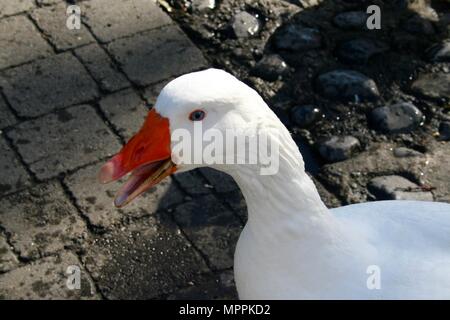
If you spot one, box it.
[98,108,176,207]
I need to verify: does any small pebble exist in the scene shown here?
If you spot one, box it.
[232,12,260,38]
[291,105,320,128]
[252,54,288,81]
[318,136,360,163]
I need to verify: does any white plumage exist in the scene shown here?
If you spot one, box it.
[154,69,450,299]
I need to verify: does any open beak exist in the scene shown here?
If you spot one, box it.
[98,108,176,207]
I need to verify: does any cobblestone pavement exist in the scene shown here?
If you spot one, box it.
[0,0,244,300]
[1,0,449,300]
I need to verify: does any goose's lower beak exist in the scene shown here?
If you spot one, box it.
[98,108,176,207]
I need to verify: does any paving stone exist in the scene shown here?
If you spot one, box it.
[173,170,212,196]
[106,25,207,86]
[0,182,86,260]
[168,271,238,300]
[411,72,450,100]
[82,0,172,43]
[368,175,434,201]
[0,234,19,273]
[0,0,34,18]
[1,53,99,117]
[98,89,147,140]
[65,163,184,229]
[172,195,242,270]
[0,136,31,196]
[7,105,121,179]
[82,215,209,299]
[199,168,239,193]
[31,3,95,51]
[142,79,172,106]
[74,43,130,92]
[0,95,16,129]
[0,15,52,69]
[0,251,99,299]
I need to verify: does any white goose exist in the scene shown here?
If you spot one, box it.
[99,68,450,299]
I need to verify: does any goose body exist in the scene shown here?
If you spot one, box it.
[100,68,450,299]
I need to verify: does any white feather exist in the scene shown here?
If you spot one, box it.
[155,68,450,299]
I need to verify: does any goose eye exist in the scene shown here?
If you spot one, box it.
[189,109,206,121]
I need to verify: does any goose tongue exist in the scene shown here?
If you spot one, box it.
[98,108,176,207]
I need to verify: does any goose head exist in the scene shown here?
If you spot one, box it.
[99,68,297,207]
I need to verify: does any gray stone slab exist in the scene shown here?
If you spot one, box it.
[0,136,31,196]
[75,43,130,92]
[31,3,95,51]
[98,89,147,140]
[106,25,207,86]
[0,251,99,299]
[1,52,99,117]
[0,234,19,273]
[7,105,121,179]
[0,181,86,260]
[82,0,172,43]
[142,79,171,107]
[64,163,184,229]
[82,215,209,299]
[0,95,16,129]
[0,15,52,69]
[0,0,34,18]
[172,195,242,270]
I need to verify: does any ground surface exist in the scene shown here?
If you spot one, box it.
[0,0,449,299]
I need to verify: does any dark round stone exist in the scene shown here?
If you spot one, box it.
[291,105,320,128]
[333,11,368,30]
[336,38,388,64]
[370,102,424,134]
[273,25,322,51]
[316,70,380,102]
[252,54,289,81]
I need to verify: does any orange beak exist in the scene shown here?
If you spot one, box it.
[98,108,176,207]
